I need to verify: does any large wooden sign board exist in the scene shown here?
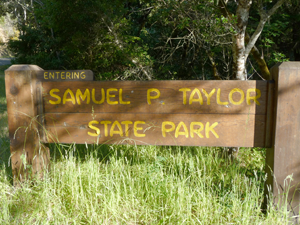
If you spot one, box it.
[42,80,270,147]
[4,63,300,213]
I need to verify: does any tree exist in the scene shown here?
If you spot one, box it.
[263,0,300,62]
[8,0,153,80]
[7,0,291,82]
[218,0,286,80]
[137,0,234,80]
[136,0,287,81]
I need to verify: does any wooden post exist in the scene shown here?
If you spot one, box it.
[265,62,300,212]
[5,65,50,185]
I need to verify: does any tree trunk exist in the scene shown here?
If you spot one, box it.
[218,0,272,80]
[234,0,251,80]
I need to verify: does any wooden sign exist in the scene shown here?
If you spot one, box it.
[37,70,94,81]
[41,80,271,147]
[5,63,300,213]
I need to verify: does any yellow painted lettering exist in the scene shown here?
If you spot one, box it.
[202,88,216,105]
[175,122,189,138]
[80,72,86,79]
[74,72,79,79]
[61,72,65,79]
[56,72,59,79]
[107,88,118,105]
[49,72,55,79]
[189,88,203,105]
[217,88,229,105]
[229,88,244,105]
[121,121,133,136]
[66,72,71,79]
[119,89,130,104]
[134,121,145,137]
[101,121,111,137]
[179,88,191,105]
[147,88,160,105]
[110,121,123,137]
[49,89,61,104]
[162,121,175,137]
[92,88,105,104]
[247,88,261,105]
[44,72,48,79]
[88,120,100,137]
[63,89,76,104]
[76,89,90,105]
[205,122,219,138]
[190,122,204,138]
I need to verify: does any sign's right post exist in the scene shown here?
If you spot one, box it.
[266,62,300,212]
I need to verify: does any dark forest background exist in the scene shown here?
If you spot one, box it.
[1,0,299,81]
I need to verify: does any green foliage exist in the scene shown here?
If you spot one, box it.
[138,0,231,80]
[7,0,298,80]
[249,2,300,65]
[9,26,62,69]
[9,0,152,80]
[0,2,7,17]
[269,52,289,65]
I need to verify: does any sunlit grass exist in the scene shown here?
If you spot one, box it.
[0,144,293,224]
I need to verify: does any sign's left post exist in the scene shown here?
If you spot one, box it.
[5,65,50,185]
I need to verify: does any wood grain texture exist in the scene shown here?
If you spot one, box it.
[41,80,271,147]
[264,81,275,148]
[265,62,300,212]
[44,113,267,147]
[5,65,50,185]
[42,80,269,115]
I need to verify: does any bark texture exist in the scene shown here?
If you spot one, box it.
[218,0,286,80]
[234,0,252,80]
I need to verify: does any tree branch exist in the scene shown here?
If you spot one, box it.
[245,0,286,59]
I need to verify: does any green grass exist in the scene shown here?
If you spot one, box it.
[0,66,296,224]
